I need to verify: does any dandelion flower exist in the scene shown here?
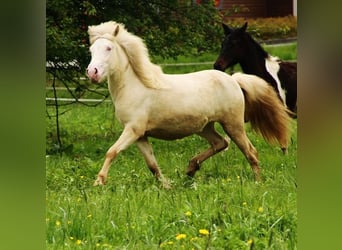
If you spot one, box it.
[55,220,61,226]
[167,241,174,245]
[242,202,247,206]
[185,211,192,216]
[258,206,264,213]
[176,233,186,240]
[76,239,82,245]
[247,239,253,245]
[199,229,209,236]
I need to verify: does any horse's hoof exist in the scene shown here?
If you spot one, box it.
[162,182,172,190]
[186,171,194,177]
[160,177,172,189]
[281,147,288,155]
[254,176,262,183]
[93,176,106,186]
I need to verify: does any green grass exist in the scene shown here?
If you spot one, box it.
[46,44,297,249]
[151,42,297,74]
[46,103,297,249]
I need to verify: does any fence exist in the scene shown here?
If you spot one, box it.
[46,61,214,103]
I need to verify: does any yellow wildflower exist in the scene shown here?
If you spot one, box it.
[76,239,82,245]
[258,206,264,213]
[185,211,192,216]
[199,229,209,236]
[247,239,253,245]
[176,233,187,240]
[55,220,61,226]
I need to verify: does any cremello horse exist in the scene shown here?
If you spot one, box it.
[86,21,290,187]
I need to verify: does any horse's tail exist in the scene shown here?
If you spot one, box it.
[232,72,291,152]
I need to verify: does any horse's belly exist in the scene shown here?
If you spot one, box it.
[145,129,193,140]
[145,115,209,140]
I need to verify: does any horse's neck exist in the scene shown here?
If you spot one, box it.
[108,64,139,100]
[239,52,277,85]
[107,47,138,100]
[239,51,266,76]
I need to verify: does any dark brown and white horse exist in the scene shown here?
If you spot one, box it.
[214,22,297,117]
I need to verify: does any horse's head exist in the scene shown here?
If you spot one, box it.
[214,22,248,72]
[86,25,121,83]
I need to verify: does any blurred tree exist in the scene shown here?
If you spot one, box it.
[46,0,223,153]
[46,0,222,71]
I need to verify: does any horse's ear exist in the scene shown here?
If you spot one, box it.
[240,22,248,32]
[222,23,231,35]
[113,25,120,37]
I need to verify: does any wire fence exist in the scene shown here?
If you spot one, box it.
[46,61,215,103]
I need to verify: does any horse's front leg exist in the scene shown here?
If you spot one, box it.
[94,126,140,186]
[136,137,171,189]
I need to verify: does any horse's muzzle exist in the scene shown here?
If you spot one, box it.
[86,66,101,83]
[213,62,225,72]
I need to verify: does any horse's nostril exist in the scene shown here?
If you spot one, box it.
[94,68,98,74]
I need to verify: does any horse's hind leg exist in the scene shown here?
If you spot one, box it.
[136,137,171,189]
[186,123,229,177]
[222,122,260,181]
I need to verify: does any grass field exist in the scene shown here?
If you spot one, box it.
[153,42,297,74]
[46,44,297,249]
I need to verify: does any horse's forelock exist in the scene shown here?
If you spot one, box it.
[89,33,115,45]
[88,21,165,89]
[88,21,126,44]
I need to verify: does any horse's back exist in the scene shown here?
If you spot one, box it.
[144,70,246,136]
[164,70,241,93]
[162,70,244,109]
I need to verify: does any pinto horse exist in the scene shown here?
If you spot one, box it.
[86,21,290,187]
[214,22,297,117]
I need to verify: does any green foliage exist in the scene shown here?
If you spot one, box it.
[46,0,222,71]
[225,16,297,41]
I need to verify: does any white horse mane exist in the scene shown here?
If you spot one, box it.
[88,21,165,89]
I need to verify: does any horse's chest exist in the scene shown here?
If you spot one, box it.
[264,59,286,104]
